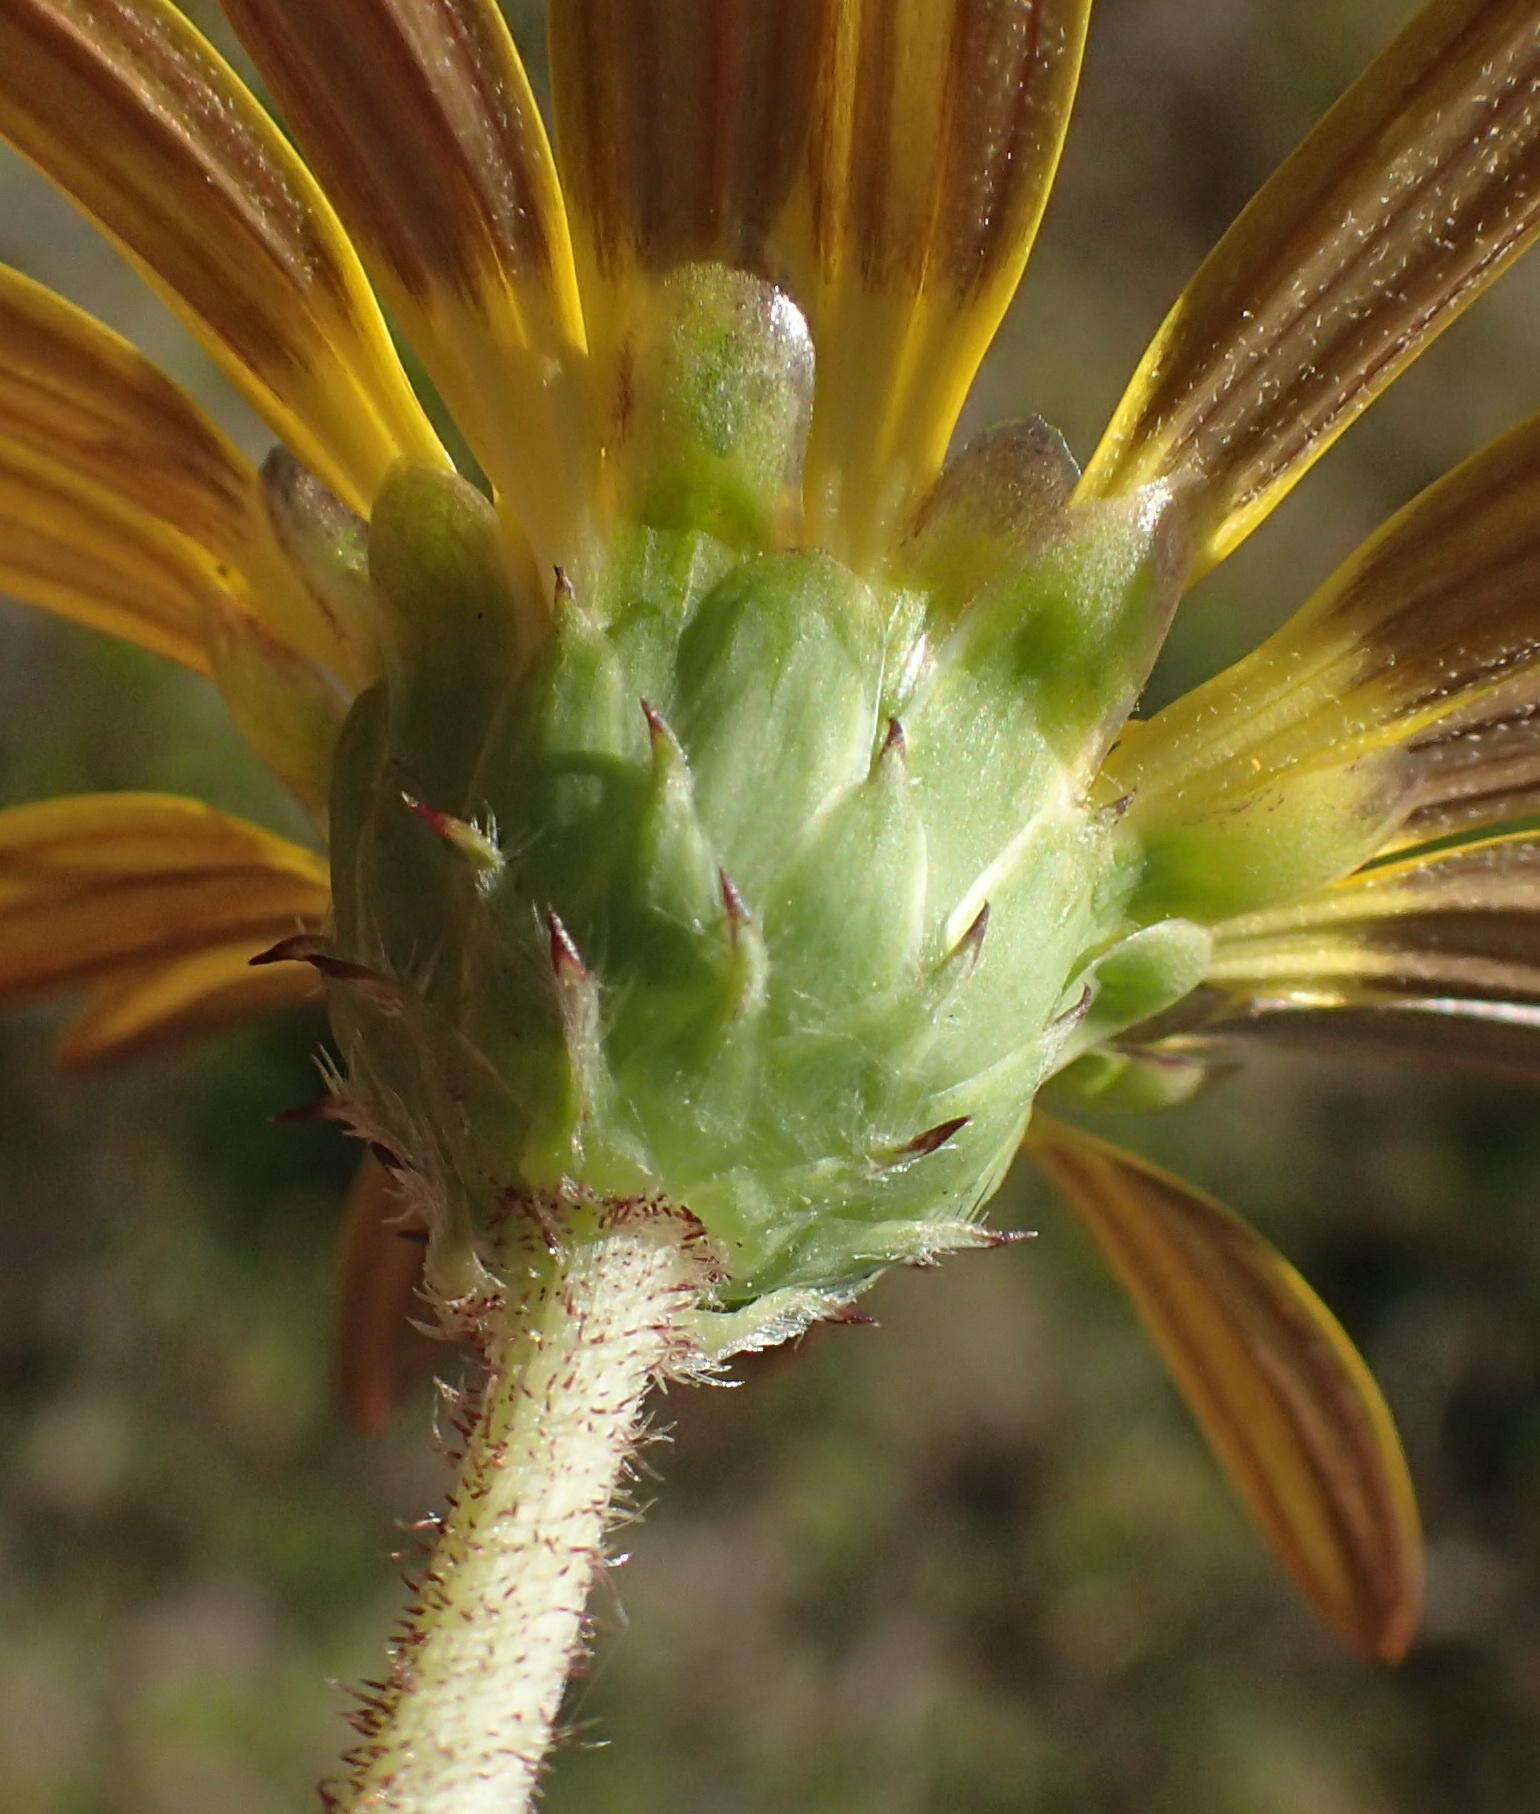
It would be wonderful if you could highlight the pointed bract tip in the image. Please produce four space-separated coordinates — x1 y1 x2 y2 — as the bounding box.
250 936 398 999
719 869 751 926
899 1116 971 1159
400 793 503 874
1052 982 1095 1029
553 565 574 607
249 931 330 968
545 907 587 981
954 901 991 967
639 698 684 761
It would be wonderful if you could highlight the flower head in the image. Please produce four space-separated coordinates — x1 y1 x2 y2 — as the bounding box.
4 0 1540 1679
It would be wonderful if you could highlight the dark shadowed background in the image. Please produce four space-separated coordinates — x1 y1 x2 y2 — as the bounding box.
3 3 1539 1808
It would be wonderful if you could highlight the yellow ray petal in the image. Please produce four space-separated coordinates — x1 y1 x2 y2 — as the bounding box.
0 437 225 670
1029 1118 1421 1663
1165 995 1540 1084
1398 709 1540 846
796 0 1091 557
0 793 329 1008
0 0 447 512
1172 831 1540 1079
1080 0 1540 577
551 0 827 314
1106 408 1540 921
551 0 1091 562
0 264 372 683
56 935 322 1069
224 0 588 563
0 260 255 564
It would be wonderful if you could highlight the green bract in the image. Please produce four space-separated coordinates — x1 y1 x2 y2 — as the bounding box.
319 268 1204 1351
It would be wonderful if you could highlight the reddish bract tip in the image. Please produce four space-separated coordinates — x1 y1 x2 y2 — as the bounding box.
899 1115 970 1158
953 901 991 969
249 931 330 967
401 792 456 841
545 907 587 980
719 869 750 925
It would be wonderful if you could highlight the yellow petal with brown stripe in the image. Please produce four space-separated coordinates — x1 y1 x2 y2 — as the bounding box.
0 261 256 565
551 0 827 322
0 438 223 670
1080 0 1540 578
0 793 329 1013
1174 831 1540 1080
56 935 322 1070
551 0 1090 562
224 0 588 563
794 0 1091 557
1029 1118 1421 1663
0 0 447 512
0 264 373 684
1105 408 1540 920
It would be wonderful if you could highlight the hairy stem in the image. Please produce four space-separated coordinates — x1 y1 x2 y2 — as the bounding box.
337 1204 711 1813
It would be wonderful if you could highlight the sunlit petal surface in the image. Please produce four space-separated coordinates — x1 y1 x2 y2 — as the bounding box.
1178 832 1540 1079
0 260 257 564
0 261 364 681
1081 0 1540 577
795 0 1091 556
55 935 321 1068
0 0 445 510
0 438 228 670
1030 1118 1421 1663
552 0 1090 559
224 0 587 560
1105 408 1540 918
0 794 329 1049
551 0 828 322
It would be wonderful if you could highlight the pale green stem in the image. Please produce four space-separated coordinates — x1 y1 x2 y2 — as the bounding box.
339 1210 708 1814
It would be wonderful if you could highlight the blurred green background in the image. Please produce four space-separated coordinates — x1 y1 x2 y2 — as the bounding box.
3 3 1540 1809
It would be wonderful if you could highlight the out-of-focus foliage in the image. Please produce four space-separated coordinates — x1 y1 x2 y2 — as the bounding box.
2 3 1538 1808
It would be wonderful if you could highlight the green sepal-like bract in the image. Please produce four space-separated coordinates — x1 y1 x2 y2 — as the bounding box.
321 265 1206 1351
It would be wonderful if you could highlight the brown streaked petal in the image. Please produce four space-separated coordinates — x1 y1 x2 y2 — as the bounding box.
224 0 589 562
796 0 1092 558
0 261 255 564
1080 0 1540 578
551 0 829 305
0 0 447 512
552 0 1091 561
0 792 330 1009
1395 704 1540 846
0 437 223 670
1029 1117 1421 1663
0 266 372 683
1176 998 1540 1084
1106 409 1540 881
56 934 323 1069
334 1155 446 1433
1185 831 1540 1077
